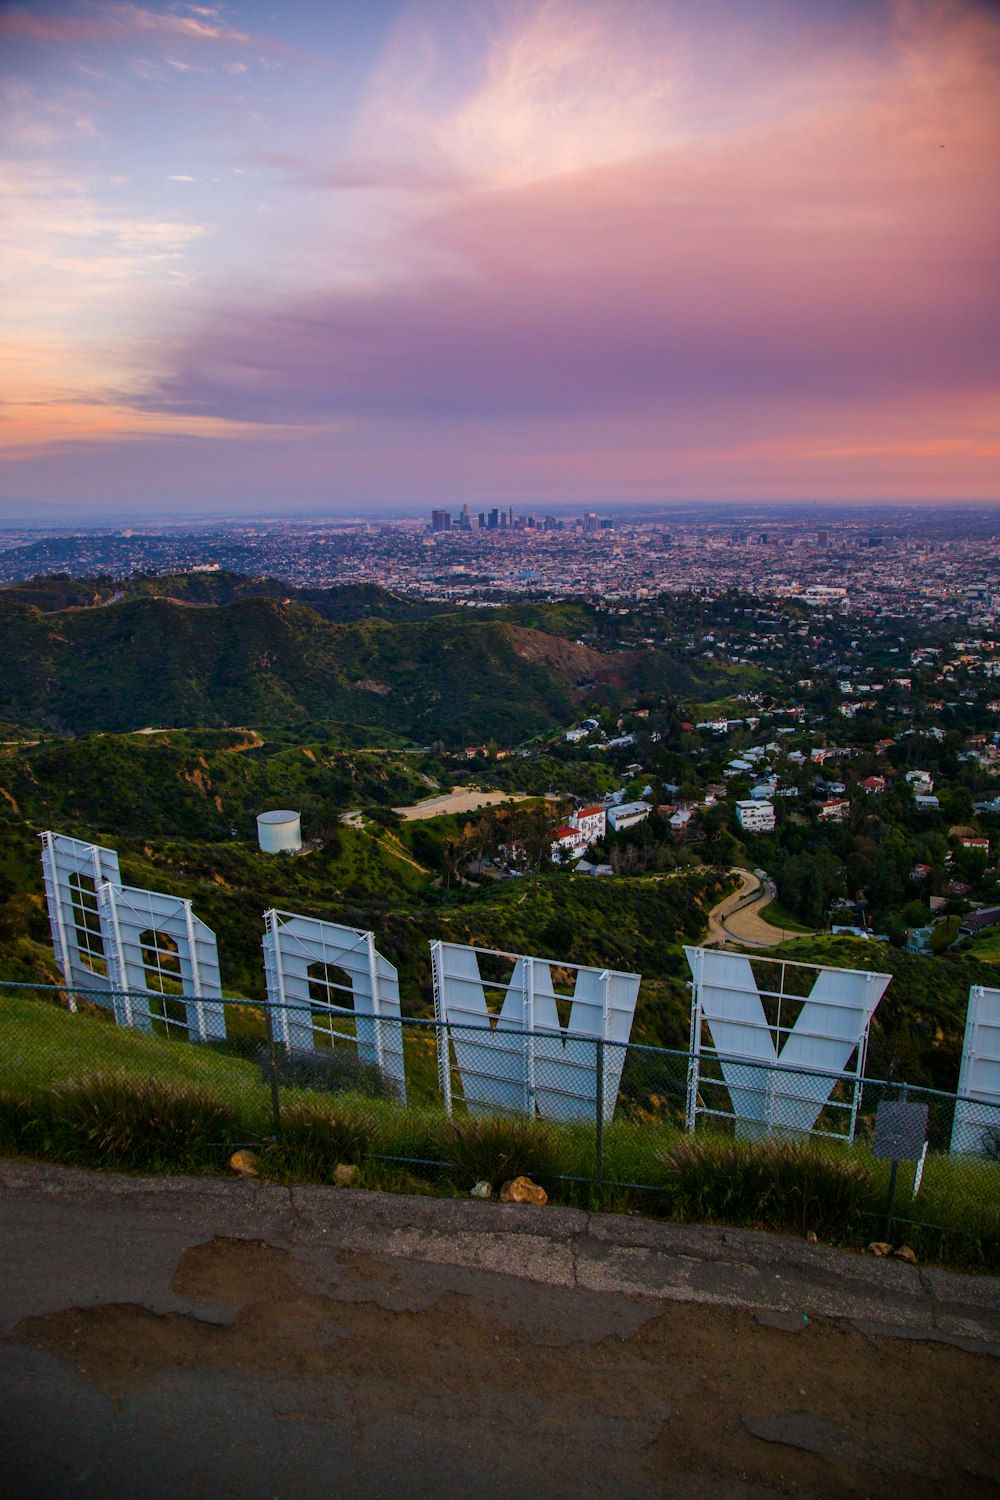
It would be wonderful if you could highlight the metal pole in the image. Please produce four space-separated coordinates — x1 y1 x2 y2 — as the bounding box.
99 881 132 1029
431 941 452 1115
883 1157 899 1241
366 930 384 1074
523 957 536 1118
882 1080 908 1240
595 1035 605 1186
42 834 76 1012
685 954 703 1134
263 1000 282 1138
182 898 205 1041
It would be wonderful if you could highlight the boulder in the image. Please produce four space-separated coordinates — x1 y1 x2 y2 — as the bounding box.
868 1241 893 1258
894 1245 918 1265
470 1180 493 1199
334 1163 360 1187
499 1176 548 1205
229 1149 258 1177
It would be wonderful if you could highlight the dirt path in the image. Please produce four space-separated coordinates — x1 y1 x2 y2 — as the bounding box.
343 788 535 828
391 788 534 821
705 866 800 948
376 830 429 876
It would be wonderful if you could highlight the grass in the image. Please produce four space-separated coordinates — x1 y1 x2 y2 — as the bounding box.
2 988 998 1271
757 895 813 935
965 927 1000 963
655 1134 878 1241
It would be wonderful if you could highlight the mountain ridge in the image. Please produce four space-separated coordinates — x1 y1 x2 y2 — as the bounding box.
0 577 682 742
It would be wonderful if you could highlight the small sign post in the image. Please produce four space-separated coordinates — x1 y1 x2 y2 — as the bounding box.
873 1096 929 1241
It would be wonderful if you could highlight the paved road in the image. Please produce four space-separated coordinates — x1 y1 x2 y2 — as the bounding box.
705 867 795 948
1 1162 998 1499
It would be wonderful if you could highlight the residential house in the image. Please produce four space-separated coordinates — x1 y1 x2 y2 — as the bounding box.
736 800 775 834
817 799 850 823
607 801 652 832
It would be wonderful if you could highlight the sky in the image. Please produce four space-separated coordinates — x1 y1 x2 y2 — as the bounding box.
1 0 999 519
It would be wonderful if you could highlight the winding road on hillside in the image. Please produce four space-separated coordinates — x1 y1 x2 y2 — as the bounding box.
704 867 798 948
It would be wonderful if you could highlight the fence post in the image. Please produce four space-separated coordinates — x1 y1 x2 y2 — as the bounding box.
882 1081 909 1241
263 1001 282 1138
594 1035 605 1187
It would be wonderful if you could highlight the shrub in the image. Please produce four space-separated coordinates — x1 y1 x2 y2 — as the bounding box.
0 1088 44 1154
440 1113 561 1190
45 1071 242 1170
657 1133 879 1241
270 1096 378 1176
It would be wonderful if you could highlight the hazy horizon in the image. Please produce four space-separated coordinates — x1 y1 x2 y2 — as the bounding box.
4 497 1000 531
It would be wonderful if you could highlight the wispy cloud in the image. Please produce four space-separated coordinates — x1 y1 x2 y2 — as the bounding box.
134 0 1000 421
4 0 998 505
0 2 251 47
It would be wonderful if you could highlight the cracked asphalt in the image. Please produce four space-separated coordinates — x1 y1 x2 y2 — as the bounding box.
1 1160 998 1499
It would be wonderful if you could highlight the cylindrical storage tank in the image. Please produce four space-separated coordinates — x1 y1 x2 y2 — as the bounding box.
256 809 302 854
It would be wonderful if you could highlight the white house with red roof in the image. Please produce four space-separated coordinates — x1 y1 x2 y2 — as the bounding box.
551 824 587 860
573 805 607 843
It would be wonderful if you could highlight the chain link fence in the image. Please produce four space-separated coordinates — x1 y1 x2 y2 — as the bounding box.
1 980 998 1269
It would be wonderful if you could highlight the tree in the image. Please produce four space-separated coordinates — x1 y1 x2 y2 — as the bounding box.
930 914 961 954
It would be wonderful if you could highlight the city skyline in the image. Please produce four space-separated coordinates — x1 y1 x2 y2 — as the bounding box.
3 0 999 518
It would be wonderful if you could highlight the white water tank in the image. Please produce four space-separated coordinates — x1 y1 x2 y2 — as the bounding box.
257 809 302 854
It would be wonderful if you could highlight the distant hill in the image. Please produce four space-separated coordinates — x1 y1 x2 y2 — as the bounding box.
0 571 438 622
0 577 683 742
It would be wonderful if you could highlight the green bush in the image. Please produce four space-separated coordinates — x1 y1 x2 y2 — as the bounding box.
270 1096 379 1176
440 1113 561 1190
44 1071 243 1170
0 1088 42 1155
657 1134 879 1242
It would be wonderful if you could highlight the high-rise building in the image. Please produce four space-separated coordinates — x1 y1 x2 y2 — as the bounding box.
431 509 450 532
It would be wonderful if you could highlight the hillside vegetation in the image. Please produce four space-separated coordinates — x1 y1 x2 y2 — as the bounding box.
1 573 996 1100
0 575 738 742
0 730 433 841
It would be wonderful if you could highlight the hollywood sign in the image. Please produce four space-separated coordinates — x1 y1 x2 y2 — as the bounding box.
41 832 226 1042
431 940 640 1123
40 831 1000 1151
952 984 1000 1156
39 832 637 1123
684 947 890 1142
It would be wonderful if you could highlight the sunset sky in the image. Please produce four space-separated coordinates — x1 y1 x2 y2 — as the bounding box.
2 0 998 517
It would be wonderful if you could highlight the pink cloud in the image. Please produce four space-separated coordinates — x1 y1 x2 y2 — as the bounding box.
6 0 1000 506
0 2 286 52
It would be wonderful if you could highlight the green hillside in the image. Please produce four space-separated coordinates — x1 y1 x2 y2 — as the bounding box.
1 572 994 1102
0 590 666 742
0 730 437 840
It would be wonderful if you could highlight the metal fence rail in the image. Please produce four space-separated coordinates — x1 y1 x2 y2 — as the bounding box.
2 980 998 1265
